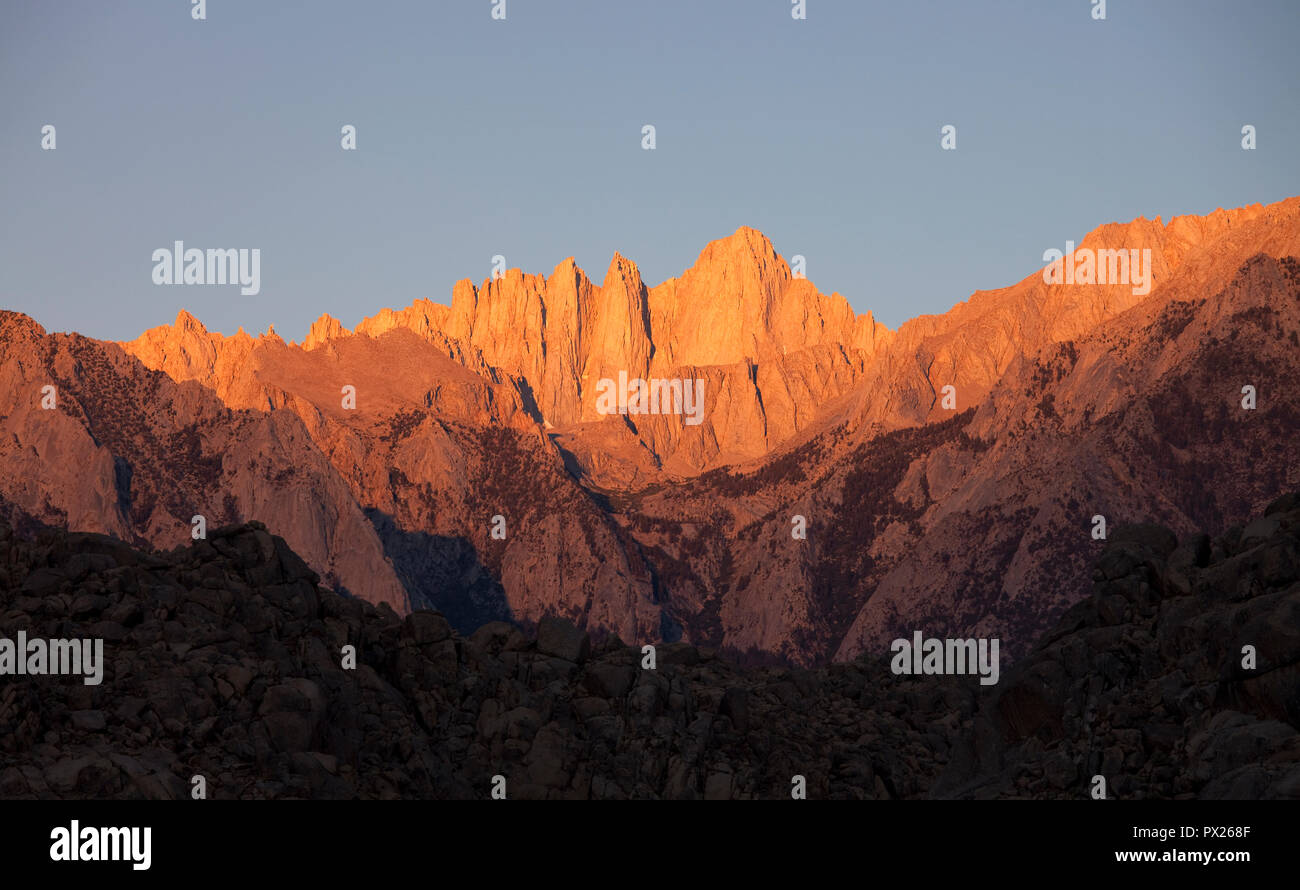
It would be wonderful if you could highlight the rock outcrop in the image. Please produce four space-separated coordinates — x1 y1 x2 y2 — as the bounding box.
2 493 1297 799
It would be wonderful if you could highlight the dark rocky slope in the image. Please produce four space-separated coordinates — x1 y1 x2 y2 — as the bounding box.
1 491 1297 799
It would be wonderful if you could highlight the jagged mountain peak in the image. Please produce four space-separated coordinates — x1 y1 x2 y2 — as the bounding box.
4 198 1300 673
303 312 349 350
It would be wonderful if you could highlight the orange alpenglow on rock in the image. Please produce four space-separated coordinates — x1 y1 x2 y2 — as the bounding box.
2 197 1298 665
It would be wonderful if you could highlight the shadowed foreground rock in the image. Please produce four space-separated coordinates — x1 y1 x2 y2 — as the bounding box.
1 493 1297 799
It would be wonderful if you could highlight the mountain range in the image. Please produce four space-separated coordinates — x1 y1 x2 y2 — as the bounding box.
2 196 1298 665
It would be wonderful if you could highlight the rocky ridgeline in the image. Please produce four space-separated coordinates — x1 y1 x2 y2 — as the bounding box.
1 493 1297 799
8 202 1300 675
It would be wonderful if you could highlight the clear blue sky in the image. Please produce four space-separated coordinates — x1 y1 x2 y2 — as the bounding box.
2 0 1298 341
